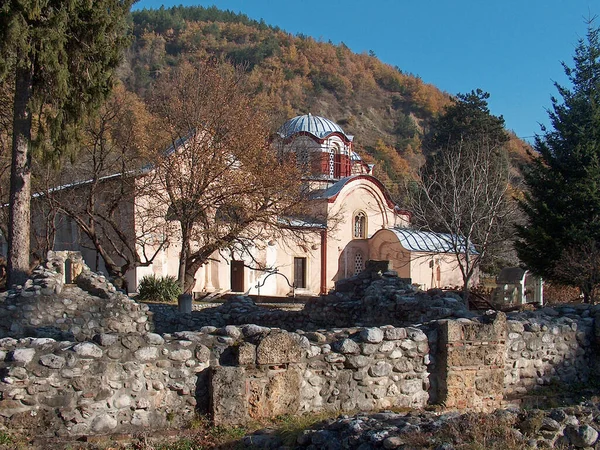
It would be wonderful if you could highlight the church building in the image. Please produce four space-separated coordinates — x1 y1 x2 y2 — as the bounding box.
135 114 472 298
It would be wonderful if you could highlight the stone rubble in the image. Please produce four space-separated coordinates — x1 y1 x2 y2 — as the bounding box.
1 251 600 443
0 251 152 340
149 268 474 333
243 402 600 449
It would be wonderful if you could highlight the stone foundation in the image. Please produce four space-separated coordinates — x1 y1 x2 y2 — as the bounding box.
0 253 599 437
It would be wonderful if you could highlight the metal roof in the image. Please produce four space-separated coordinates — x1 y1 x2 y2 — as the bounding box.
310 176 356 200
497 267 527 284
350 151 362 161
388 228 477 254
277 113 352 141
278 216 326 229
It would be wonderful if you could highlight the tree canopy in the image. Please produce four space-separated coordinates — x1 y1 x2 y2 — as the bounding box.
145 61 309 293
516 23 600 302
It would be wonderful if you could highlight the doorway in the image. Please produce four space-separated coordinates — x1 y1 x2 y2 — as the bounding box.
230 260 245 292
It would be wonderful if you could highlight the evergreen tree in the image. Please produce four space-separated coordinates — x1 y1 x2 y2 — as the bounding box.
0 0 133 286
425 89 509 153
516 24 600 303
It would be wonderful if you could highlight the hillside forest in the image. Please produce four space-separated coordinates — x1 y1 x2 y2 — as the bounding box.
123 6 531 198
0 4 533 287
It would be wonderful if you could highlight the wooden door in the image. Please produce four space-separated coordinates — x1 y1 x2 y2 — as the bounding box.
230 260 245 292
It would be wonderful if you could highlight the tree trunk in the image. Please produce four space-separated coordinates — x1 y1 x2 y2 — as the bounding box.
178 226 190 293
7 66 33 288
184 258 205 294
462 274 471 309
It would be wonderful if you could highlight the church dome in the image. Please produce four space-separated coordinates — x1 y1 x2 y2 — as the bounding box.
277 113 351 140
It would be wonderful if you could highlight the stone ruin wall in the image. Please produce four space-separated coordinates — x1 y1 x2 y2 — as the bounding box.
0 324 433 436
504 306 598 399
0 251 151 340
0 252 599 437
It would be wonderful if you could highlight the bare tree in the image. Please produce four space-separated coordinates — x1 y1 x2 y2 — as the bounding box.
147 61 309 293
36 86 170 290
409 135 515 302
552 240 600 304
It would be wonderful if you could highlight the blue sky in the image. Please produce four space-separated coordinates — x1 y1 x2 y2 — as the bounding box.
134 0 600 142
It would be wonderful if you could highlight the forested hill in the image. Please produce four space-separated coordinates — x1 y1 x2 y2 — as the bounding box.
124 5 529 194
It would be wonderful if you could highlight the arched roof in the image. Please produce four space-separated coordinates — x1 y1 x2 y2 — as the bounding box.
277 113 353 142
310 175 397 209
382 227 477 254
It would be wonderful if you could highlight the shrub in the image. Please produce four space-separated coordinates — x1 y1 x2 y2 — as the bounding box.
137 275 182 302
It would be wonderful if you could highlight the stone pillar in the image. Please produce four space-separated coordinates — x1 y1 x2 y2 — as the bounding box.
178 294 192 314
64 255 83 284
204 261 214 291
438 312 507 412
210 331 303 425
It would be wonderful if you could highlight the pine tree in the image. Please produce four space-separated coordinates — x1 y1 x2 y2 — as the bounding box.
425 89 509 154
516 23 600 303
0 1 133 286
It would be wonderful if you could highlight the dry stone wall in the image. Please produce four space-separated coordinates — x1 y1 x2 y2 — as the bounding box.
0 251 152 340
210 324 434 425
0 333 207 437
1 253 600 438
505 305 596 399
0 324 433 435
149 271 473 333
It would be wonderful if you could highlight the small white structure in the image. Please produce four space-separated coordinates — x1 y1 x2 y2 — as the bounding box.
493 267 544 307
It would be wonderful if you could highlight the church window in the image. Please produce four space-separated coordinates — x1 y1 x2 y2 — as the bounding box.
354 252 364 275
353 211 367 239
293 257 307 289
297 147 310 173
328 151 335 178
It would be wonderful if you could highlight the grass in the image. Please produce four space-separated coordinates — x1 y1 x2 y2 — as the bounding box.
397 412 534 450
0 402 586 450
0 432 12 445
272 411 342 446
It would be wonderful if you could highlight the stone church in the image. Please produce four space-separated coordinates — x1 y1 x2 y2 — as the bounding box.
134 114 470 298
25 113 471 298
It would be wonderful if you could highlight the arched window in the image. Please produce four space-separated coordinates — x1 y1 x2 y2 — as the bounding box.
353 211 367 239
329 143 341 179
354 251 364 275
296 147 310 173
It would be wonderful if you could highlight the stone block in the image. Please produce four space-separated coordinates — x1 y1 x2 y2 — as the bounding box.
11 348 36 364
91 414 118 433
237 342 256 365
72 342 102 358
384 328 407 341
134 346 159 361
369 361 393 377
333 338 360 355
256 331 302 365
360 328 384 343
39 354 66 369
211 366 248 426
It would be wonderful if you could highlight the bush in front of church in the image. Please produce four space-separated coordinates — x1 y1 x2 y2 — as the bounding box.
137 275 182 303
